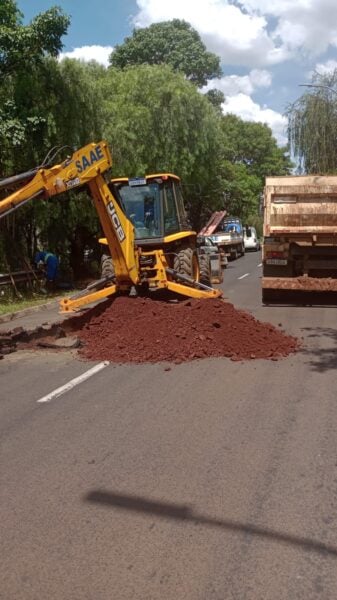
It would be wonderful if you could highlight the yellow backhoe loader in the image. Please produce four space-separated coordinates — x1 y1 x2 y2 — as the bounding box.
0 141 221 312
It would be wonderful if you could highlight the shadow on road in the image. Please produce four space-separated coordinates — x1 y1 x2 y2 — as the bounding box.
301 327 337 373
85 490 337 558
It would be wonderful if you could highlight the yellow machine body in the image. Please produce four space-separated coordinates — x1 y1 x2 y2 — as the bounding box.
0 142 221 312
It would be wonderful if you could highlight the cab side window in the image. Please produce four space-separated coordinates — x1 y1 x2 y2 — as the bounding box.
163 185 179 234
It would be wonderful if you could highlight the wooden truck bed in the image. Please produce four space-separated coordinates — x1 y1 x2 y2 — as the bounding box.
263 176 337 299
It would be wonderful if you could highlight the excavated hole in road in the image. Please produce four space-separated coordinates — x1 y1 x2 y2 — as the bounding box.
6 296 299 363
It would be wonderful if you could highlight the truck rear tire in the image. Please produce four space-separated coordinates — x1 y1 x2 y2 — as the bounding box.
101 254 115 279
174 247 199 281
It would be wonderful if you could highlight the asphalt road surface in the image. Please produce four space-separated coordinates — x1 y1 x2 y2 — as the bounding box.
2 251 337 600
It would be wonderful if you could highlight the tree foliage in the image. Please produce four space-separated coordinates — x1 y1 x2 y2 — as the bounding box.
100 64 224 228
110 19 222 87
0 1 70 174
205 89 225 113
220 114 292 219
0 44 105 274
0 1 69 78
287 70 337 173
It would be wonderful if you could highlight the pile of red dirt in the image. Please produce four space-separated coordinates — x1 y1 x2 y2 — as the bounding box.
70 297 299 363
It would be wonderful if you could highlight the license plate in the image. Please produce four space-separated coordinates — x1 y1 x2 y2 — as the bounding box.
128 177 147 186
266 258 287 265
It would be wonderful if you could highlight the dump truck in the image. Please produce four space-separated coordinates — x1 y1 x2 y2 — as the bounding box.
262 175 337 302
199 212 245 265
0 141 221 312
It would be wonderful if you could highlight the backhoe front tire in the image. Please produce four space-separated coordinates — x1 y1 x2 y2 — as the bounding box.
101 254 115 279
174 247 199 281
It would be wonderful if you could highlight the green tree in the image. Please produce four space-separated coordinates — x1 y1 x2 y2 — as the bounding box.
0 2 70 174
222 114 291 178
0 1 69 78
205 89 225 114
287 70 337 173
0 2 71 272
220 114 292 219
100 64 224 228
1 57 107 275
110 19 222 87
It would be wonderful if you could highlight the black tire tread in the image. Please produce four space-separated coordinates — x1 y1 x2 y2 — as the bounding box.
173 247 195 278
101 254 115 279
198 255 211 286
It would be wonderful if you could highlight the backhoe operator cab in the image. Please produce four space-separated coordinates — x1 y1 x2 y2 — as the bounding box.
111 174 189 241
102 173 211 284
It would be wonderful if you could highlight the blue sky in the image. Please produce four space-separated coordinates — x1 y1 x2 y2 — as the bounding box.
18 0 136 48
17 0 337 145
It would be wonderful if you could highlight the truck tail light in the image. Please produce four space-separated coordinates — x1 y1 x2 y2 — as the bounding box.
266 250 286 259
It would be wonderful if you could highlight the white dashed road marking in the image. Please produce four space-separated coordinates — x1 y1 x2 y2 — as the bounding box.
238 273 250 280
37 361 109 404
258 263 262 267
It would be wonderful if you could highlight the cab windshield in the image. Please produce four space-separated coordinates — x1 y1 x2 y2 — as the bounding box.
115 179 181 239
117 182 160 238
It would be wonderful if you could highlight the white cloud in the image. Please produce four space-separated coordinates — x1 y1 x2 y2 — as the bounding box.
204 69 272 96
222 93 288 145
315 59 337 75
134 0 337 67
243 0 337 56
59 45 113 67
240 0 307 16
249 69 272 88
134 0 288 67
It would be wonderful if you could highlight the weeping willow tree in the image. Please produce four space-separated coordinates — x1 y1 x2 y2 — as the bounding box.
287 71 337 173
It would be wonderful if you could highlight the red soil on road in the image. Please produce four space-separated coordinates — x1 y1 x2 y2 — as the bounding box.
70 296 298 363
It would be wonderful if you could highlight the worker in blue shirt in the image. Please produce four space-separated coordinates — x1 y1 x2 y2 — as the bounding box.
34 250 59 289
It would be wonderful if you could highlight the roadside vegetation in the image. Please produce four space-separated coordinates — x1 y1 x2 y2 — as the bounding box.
0 1 292 283
287 70 337 173
0 291 69 316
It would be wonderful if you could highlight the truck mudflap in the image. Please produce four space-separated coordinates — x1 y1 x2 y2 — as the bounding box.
262 276 337 292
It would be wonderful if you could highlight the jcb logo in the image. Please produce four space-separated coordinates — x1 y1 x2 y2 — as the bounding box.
107 202 126 242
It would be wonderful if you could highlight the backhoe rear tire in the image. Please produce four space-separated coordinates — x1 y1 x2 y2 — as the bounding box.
174 247 199 281
101 254 115 279
198 255 211 286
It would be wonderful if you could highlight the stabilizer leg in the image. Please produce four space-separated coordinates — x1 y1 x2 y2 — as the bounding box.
60 283 117 313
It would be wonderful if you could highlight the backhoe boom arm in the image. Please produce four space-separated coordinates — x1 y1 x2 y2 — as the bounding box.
0 141 139 287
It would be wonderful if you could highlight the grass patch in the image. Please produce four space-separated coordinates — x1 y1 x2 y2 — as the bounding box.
0 291 73 316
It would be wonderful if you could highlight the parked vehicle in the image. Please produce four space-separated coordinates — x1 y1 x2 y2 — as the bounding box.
262 175 337 302
196 235 225 283
199 212 245 263
244 226 260 251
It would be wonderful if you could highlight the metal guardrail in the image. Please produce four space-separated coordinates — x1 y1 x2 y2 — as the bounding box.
0 270 44 287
